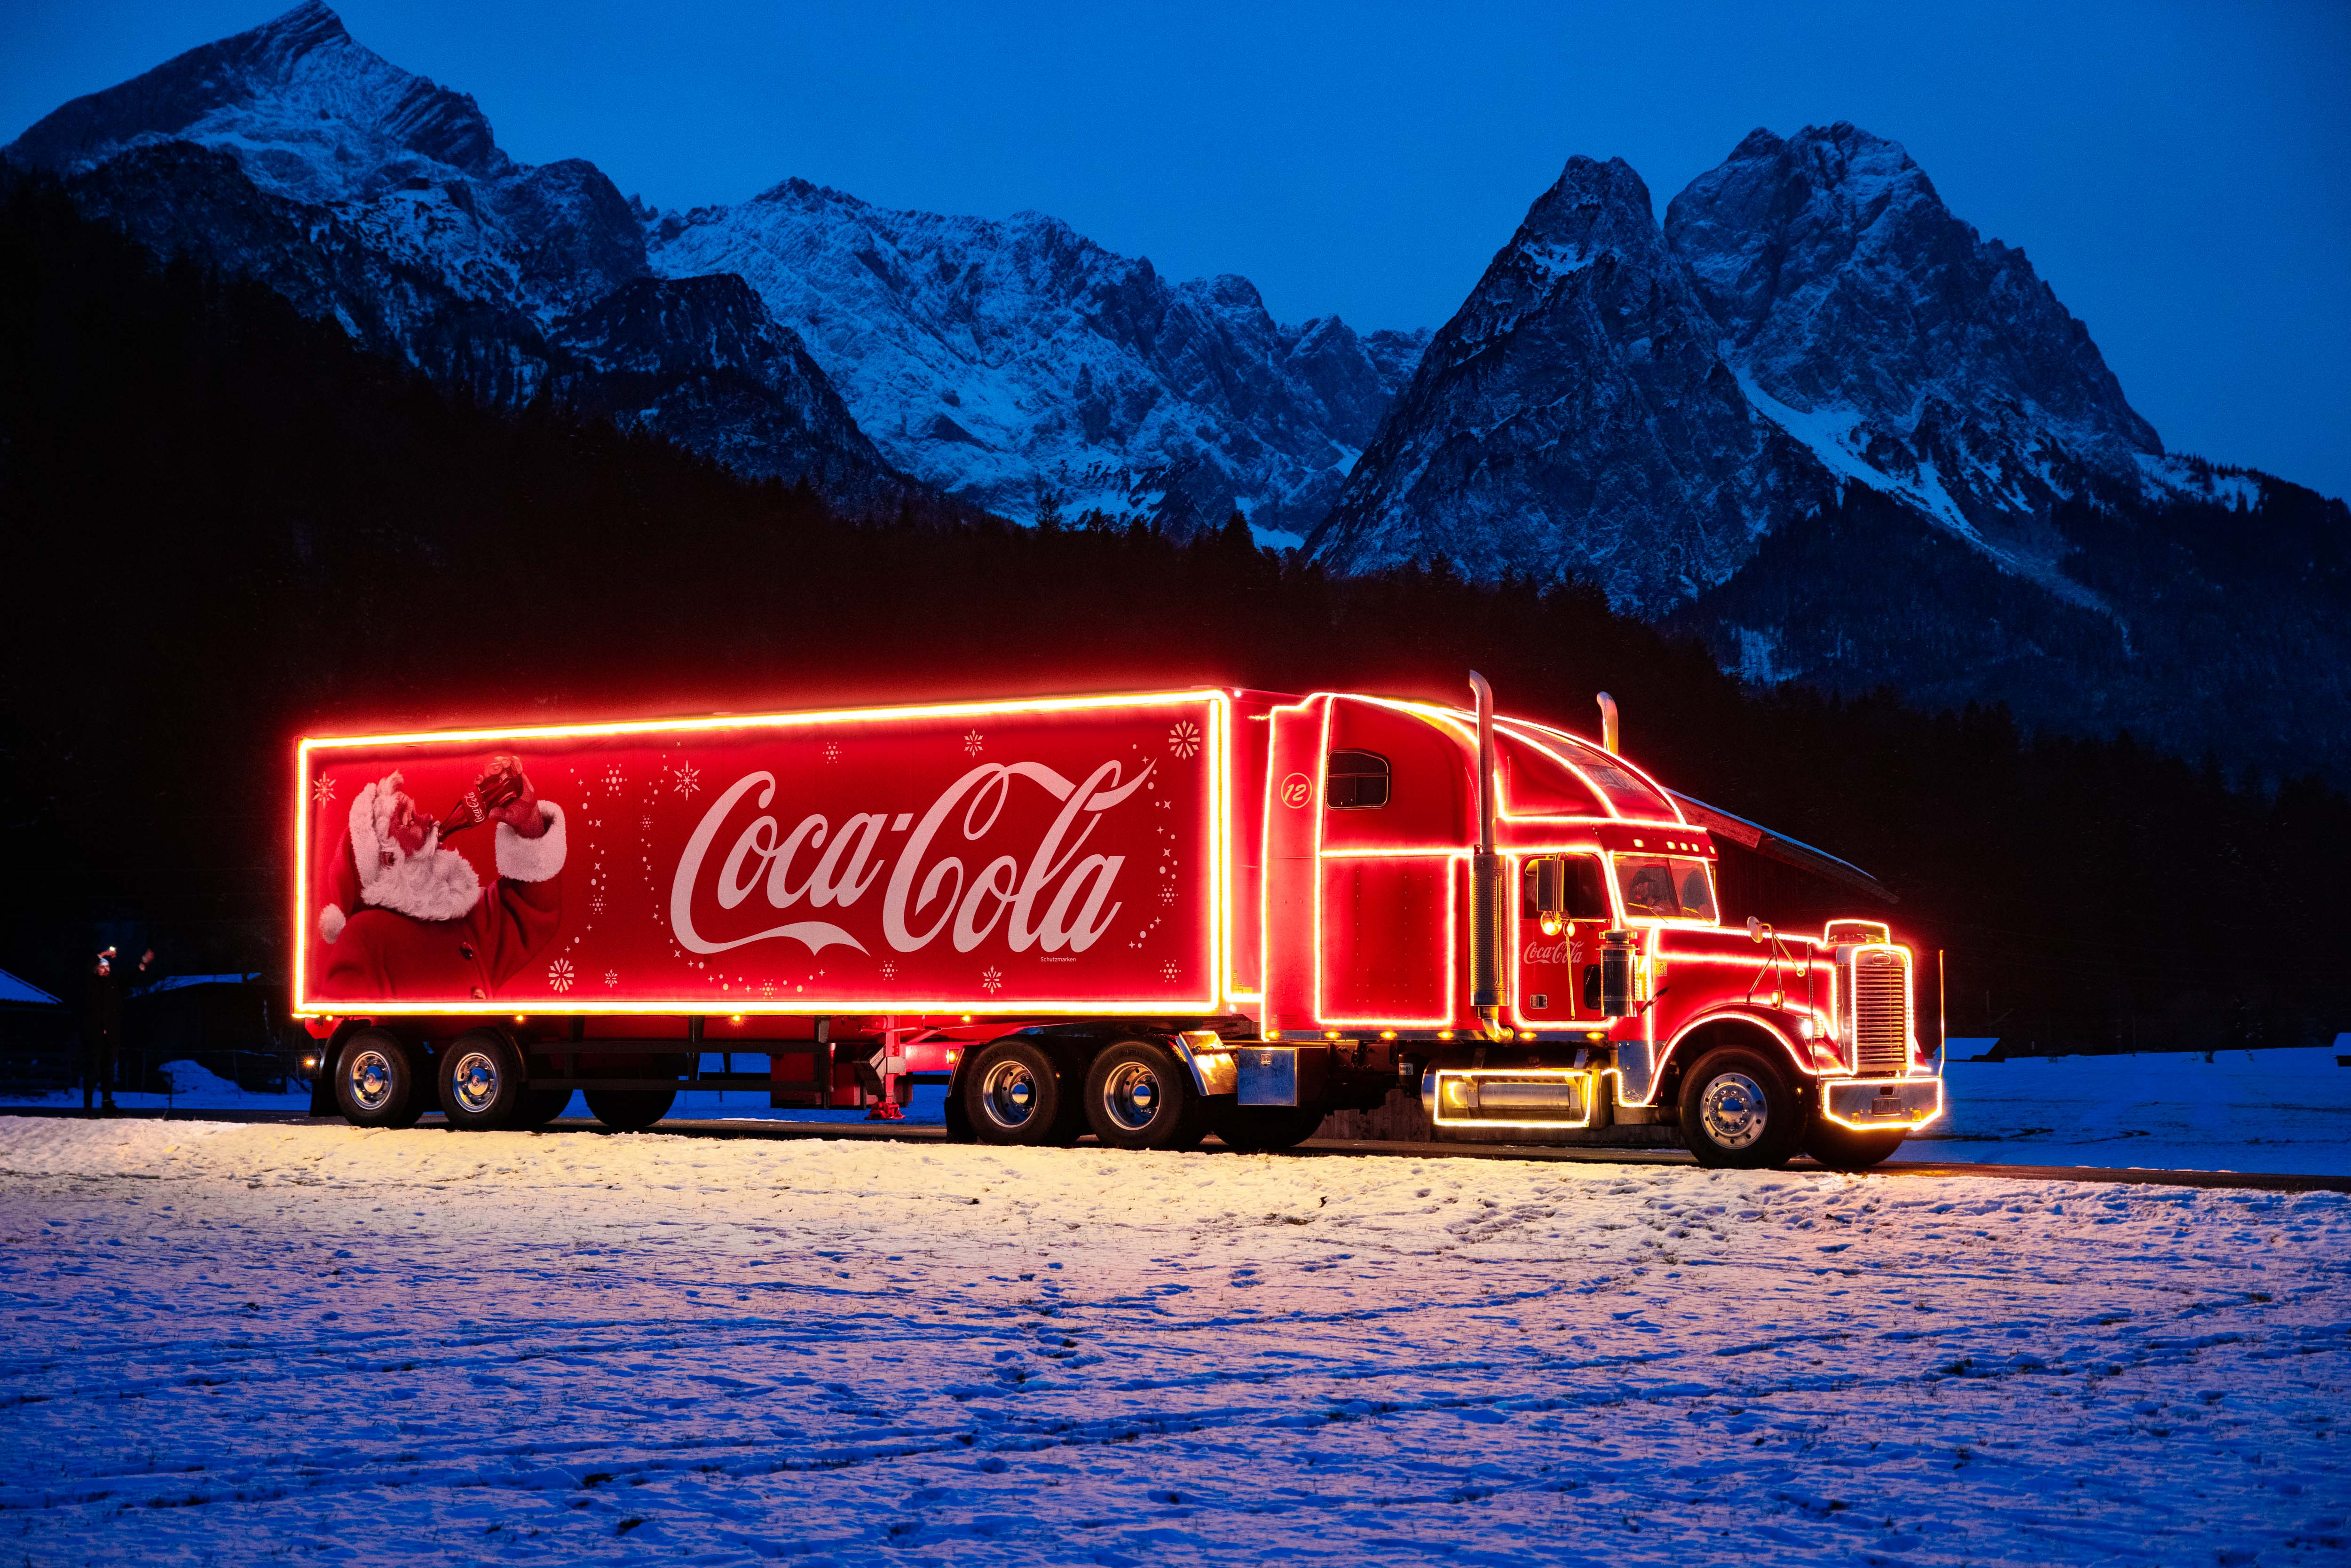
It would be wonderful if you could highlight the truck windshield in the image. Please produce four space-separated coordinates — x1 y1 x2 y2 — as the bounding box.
1614 855 1718 922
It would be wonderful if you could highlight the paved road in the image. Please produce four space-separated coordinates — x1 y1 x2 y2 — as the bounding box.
5 1105 2343 1192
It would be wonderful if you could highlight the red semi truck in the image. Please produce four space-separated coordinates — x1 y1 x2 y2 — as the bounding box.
292 680 1944 1169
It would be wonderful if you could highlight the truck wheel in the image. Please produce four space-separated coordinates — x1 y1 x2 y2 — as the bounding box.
334 1028 423 1128
585 1089 675 1131
518 1088 573 1128
1084 1040 1208 1151
962 1039 1070 1145
1806 1118 1907 1172
441 1030 526 1131
1212 1104 1325 1153
1677 1045 1800 1169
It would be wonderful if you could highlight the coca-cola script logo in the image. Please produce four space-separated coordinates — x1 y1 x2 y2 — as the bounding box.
669 759 1152 958
1521 938 1581 967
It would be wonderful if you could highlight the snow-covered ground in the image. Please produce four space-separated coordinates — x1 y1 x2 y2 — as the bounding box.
0 1119 2343 1565
1899 1046 2351 1177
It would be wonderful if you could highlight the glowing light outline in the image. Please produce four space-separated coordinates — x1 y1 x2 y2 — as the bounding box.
294 689 1233 1018
1821 1075 1947 1132
1428 1067 1597 1131
1310 697 1460 1028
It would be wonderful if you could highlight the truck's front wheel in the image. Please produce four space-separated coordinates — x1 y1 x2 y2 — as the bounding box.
1677 1045 1800 1169
334 1028 424 1129
1084 1040 1208 1151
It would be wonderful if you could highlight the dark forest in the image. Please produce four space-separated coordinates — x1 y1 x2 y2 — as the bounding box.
3 176 2345 1053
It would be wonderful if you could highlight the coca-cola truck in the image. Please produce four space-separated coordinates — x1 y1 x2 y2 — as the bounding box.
292 680 1943 1169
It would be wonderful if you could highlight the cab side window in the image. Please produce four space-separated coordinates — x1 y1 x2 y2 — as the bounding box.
1325 750 1390 809
1519 855 1612 919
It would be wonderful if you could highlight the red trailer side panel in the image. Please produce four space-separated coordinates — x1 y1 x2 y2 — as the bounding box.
293 692 1230 1016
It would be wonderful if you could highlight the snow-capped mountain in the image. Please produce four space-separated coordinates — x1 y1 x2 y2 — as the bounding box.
5 1 1427 534
648 183 1428 539
5 1 904 504
1314 123 2252 612
1303 155 1827 613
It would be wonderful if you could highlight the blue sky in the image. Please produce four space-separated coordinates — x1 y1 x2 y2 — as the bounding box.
7 0 2347 497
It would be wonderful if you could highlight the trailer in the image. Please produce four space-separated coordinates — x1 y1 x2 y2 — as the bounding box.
292 679 1944 1168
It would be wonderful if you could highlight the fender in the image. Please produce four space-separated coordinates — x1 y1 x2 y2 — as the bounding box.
1661 1007 1813 1090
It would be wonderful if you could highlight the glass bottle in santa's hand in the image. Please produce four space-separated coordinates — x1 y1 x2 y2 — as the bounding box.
314 756 566 1001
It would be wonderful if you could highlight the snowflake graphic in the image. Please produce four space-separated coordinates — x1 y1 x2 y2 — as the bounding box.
602 764 628 793
591 894 606 915
672 762 701 799
760 979 776 998
1158 883 1178 905
879 960 898 982
547 957 576 993
310 775 337 805
981 966 1003 993
640 815 653 831
963 729 985 757
1160 961 1180 983
822 741 842 764
1168 720 1201 759
602 969 618 988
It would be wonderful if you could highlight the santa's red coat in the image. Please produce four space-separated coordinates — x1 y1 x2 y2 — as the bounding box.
316 801 567 1002
318 875 563 1001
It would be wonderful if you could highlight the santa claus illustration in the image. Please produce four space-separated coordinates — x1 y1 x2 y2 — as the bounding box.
315 756 566 1001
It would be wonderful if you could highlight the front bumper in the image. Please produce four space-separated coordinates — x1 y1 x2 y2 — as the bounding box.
1821 1075 1944 1131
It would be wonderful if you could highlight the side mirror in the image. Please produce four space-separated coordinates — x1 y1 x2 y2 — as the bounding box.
1534 858 1566 918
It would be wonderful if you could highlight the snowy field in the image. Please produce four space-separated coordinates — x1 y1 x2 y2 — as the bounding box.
19 1043 2350 1177
0 1119 2344 1565
1898 1046 2351 1177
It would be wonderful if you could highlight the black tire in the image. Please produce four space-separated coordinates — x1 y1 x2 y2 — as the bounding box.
585 1088 675 1131
961 1039 1073 1146
1212 1104 1325 1153
1083 1039 1209 1151
1806 1117 1907 1172
441 1029 527 1131
1677 1044 1801 1169
333 1028 424 1128
517 1087 574 1128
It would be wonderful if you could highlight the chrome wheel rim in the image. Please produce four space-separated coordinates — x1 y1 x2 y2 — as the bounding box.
1103 1061 1162 1132
450 1049 504 1116
346 1048 394 1112
980 1059 1040 1129
1698 1071 1768 1150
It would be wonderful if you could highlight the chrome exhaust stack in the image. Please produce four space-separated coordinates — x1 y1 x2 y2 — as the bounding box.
1469 671 1504 1037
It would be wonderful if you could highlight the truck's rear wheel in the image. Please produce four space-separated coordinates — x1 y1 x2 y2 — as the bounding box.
1677 1045 1800 1169
585 1089 674 1131
962 1040 1073 1146
1084 1040 1208 1151
1212 1104 1324 1153
518 1088 573 1128
1806 1117 1907 1172
442 1030 526 1131
335 1028 423 1128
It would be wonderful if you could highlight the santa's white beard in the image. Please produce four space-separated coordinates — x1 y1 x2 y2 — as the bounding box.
363 835 483 923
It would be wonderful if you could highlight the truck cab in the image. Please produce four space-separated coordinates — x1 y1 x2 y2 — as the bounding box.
1231 687 1943 1169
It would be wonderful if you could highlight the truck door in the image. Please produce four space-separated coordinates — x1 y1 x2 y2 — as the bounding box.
1514 854 1614 1025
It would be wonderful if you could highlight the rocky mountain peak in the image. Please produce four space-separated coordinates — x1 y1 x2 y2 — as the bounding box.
10 3 498 191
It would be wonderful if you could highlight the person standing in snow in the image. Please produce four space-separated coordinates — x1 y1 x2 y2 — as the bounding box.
80 947 122 1113
313 757 566 1001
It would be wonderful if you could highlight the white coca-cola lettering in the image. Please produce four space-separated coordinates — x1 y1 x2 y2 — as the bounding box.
671 774 868 955
1521 938 1582 966
673 757 1152 959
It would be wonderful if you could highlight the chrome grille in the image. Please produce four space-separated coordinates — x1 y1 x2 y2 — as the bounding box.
1850 949 1912 1076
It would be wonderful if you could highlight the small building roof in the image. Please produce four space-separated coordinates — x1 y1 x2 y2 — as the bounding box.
0 969 63 1008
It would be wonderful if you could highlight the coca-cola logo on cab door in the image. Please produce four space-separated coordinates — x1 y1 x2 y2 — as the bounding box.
670 759 1153 958
1521 938 1580 967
